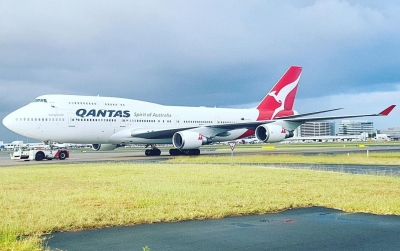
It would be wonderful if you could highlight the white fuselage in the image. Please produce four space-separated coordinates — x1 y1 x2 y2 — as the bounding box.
3 94 262 144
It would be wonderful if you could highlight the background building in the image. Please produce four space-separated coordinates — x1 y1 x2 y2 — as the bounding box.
298 121 335 137
338 120 374 135
381 127 400 140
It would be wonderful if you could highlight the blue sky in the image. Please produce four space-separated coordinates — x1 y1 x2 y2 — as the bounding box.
1 0 400 142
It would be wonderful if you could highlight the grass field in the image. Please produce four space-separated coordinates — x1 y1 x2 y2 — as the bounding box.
1 162 399 250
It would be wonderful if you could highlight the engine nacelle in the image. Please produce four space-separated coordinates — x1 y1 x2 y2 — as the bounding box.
172 131 210 150
255 124 294 143
92 144 118 151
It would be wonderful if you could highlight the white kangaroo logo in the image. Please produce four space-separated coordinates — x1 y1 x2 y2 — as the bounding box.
267 78 299 119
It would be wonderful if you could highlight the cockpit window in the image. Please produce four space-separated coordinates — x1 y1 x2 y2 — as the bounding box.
32 99 48 103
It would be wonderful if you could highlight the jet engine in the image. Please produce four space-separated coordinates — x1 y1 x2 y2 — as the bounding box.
255 124 294 143
92 144 118 151
172 131 211 149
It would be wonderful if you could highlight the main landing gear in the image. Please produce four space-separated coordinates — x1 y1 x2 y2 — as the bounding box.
144 145 201 156
144 144 161 156
169 148 200 156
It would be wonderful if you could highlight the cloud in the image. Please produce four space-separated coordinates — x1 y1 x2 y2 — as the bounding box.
0 79 79 113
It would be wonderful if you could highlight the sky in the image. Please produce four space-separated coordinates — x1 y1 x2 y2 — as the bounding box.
1 0 400 142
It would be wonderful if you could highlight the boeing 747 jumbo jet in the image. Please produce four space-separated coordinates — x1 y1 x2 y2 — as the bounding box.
2 66 396 156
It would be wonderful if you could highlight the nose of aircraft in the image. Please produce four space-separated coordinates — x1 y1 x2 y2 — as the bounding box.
2 113 14 130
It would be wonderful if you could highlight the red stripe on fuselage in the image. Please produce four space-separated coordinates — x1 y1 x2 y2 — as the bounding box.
236 129 255 139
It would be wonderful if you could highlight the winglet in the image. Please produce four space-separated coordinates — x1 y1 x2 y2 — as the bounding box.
379 105 396 116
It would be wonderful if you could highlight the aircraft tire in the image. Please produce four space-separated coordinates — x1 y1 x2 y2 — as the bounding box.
35 151 45 161
169 149 181 156
184 149 200 156
144 149 161 156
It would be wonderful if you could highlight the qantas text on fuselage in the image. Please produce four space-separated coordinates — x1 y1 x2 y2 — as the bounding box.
2 66 396 156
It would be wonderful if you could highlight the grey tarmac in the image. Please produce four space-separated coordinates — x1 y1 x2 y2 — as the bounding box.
48 207 400 251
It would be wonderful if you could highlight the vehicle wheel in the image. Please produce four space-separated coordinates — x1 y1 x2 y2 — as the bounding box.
145 149 151 156
58 151 67 160
155 149 161 156
35 151 45 161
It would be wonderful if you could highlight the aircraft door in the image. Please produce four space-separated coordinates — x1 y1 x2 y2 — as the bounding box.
68 114 76 127
120 118 127 127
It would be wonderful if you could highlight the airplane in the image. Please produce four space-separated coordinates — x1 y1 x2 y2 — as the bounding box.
2 66 396 156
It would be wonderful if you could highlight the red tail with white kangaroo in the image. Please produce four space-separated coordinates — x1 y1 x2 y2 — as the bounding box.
256 66 302 120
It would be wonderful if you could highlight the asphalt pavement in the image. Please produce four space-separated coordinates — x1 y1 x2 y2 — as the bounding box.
48 207 400 251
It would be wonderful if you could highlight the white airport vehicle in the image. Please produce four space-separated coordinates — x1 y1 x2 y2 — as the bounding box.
2 66 396 156
10 146 69 161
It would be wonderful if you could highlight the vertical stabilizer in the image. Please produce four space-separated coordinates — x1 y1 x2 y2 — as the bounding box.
256 66 302 112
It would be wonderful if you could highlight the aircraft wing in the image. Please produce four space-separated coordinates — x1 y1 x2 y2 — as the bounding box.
275 108 343 119
131 127 200 139
129 105 395 139
206 105 395 130
282 105 396 123
130 120 273 139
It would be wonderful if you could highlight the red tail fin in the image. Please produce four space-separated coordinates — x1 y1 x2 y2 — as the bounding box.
256 66 302 111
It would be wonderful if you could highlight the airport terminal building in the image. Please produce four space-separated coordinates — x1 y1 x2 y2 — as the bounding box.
298 121 335 137
381 127 400 140
338 120 374 136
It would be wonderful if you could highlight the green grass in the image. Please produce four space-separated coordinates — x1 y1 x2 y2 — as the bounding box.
169 152 400 165
1 162 399 250
0 228 43 251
